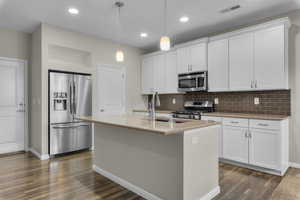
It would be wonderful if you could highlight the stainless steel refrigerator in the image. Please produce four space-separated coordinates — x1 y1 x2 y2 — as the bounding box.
49 70 92 155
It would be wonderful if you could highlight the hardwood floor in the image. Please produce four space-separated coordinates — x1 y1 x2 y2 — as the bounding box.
0 151 299 200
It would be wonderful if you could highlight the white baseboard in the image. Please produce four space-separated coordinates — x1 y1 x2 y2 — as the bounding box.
0 143 24 154
290 162 300 169
29 148 50 160
199 186 220 200
93 165 163 200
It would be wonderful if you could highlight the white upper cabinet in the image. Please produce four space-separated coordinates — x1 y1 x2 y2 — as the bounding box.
177 42 208 74
165 51 178 93
190 43 208 72
229 33 254 91
208 19 290 92
254 25 286 90
208 39 229 92
153 54 166 93
177 47 190 74
141 51 178 94
141 56 154 94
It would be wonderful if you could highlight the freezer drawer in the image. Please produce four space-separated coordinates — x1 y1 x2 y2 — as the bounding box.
50 123 92 155
50 124 77 155
76 123 92 151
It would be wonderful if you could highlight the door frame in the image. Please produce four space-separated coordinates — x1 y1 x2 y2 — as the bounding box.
96 64 126 114
0 57 28 152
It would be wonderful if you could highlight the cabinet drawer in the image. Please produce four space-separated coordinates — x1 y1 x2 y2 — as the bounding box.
202 116 222 122
223 117 248 127
249 119 280 130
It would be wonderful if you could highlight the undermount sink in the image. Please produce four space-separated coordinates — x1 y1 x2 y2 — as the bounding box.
155 118 186 124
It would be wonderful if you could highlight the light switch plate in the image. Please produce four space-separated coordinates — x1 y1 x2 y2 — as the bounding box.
214 98 219 105
254 97 260 105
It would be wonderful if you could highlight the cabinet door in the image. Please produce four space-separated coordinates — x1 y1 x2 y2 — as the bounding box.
254 25 286 90
190 43 207 72
165 51 178 93
141 56 154 94
249 129 280 170
208 39 229 91
229 33 254 91
223 126 249 163
153 54 166 93
177 47 190 74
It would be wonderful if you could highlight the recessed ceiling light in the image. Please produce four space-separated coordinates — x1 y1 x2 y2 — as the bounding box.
140 33 148 38
180 16 189 23
68 7 79 15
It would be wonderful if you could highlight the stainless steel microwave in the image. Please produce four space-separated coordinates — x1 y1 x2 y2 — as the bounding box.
178 71 207 92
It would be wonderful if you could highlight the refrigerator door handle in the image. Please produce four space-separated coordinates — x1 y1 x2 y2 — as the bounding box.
53 125 80 129
69 82 73 114
73 81 77 115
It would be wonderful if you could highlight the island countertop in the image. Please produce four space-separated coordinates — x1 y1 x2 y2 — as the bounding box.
79 114 219 135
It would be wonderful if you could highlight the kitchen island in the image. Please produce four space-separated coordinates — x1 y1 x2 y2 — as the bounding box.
80 114 221 200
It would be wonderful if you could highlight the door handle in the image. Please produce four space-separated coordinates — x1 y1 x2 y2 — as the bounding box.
100 109 105 112
53 125 80 129
73 81 76 115
69 83 73 114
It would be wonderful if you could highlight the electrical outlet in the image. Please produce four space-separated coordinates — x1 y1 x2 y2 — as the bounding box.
172 98 176 105
214 98 219 105
192 137 199 144
254 97 260 105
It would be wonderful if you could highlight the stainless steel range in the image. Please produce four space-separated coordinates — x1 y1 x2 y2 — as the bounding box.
172 101 214 120
48 70 92 156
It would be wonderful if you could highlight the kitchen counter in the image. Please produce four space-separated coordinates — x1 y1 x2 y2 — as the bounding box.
80 114 219 135
202 112 289 121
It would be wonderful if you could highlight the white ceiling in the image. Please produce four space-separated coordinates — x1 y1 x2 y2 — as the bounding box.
0 0 299 51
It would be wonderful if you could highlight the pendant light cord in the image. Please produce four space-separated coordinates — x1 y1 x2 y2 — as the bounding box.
115 1 123 49
164 0 167 35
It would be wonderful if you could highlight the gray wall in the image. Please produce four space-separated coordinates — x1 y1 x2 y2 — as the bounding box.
0 29 31 60
288 10 300 164
30 24 146 155
30 27 42 153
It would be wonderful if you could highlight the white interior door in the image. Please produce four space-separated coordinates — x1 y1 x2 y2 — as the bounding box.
96 65 125 115
0 58 26 154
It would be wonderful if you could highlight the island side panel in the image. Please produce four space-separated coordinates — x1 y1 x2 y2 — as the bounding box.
93 124 183 200
183 125 220 200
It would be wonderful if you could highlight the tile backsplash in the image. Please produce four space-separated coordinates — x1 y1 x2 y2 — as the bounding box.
156 90 291 115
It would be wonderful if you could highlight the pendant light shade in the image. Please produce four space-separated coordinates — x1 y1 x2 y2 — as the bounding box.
115 1 125 62
116 50 124 62
160 0 171 51
160 36 171 51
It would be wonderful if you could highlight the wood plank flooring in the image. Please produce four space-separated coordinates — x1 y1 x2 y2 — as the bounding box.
0 151 299 200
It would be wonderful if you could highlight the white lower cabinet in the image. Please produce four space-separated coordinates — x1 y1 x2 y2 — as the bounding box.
249 128 279 170
202 115 289 176
223 126 249 164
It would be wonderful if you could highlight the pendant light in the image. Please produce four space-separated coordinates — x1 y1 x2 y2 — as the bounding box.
115 1 124 62
160 0 171 51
